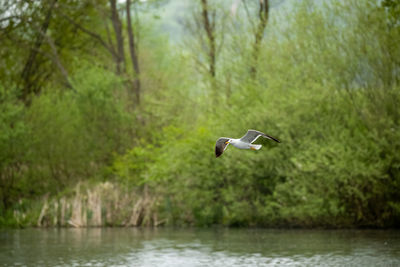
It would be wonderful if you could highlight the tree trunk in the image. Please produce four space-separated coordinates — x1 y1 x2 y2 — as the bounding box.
20 0 58 104
200 0 216 78
250 0 269 78
126 0 141 105
110 0 125 74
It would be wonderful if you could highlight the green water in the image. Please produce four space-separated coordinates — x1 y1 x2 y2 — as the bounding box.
0 228 399 266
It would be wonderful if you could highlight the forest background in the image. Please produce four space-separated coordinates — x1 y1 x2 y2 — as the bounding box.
0 0 399 228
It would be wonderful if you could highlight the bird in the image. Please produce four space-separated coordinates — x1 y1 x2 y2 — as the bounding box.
215 129 280 158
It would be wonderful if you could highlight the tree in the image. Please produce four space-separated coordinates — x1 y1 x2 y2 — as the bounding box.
126 0 141 105
249 0 269 78
64 0 142 106
382 0 400 28
0 0 94 103
200 0 216 78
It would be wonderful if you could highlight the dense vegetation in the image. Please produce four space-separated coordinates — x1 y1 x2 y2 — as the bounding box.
0 0 399 228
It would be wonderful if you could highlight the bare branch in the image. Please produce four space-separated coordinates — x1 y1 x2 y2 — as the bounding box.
40 30 74 90
0 15 19 24
61 13 118 59
242 0 256 32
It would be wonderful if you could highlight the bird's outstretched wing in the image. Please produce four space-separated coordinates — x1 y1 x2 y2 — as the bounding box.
215 137 230 157
239 130 280 143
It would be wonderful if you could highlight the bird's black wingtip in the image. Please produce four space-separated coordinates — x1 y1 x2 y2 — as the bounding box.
268 135 281 143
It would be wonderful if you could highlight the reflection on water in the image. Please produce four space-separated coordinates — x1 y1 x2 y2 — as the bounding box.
1 228 399 266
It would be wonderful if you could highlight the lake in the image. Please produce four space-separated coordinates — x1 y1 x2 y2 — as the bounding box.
0 228 399 266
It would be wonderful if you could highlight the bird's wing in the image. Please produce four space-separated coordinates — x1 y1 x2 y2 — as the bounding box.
215 137 230 158
240 130 281 143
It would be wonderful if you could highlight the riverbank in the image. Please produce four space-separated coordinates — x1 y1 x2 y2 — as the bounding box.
3 182 161 228
2 180 399 229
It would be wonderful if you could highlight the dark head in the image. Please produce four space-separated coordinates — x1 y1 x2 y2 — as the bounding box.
215 138 230 158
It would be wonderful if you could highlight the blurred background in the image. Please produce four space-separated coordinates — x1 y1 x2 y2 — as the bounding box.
0 0 399 229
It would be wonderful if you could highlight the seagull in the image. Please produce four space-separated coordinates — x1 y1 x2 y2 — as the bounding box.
215 130 280 158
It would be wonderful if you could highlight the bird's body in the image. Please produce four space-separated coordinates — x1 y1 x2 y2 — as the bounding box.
215 130 280 157
228 138 261 150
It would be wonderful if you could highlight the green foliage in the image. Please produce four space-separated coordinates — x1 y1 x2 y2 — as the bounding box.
0 87 27 211
0 63 135 217
117 0 399 228
1 0 400 228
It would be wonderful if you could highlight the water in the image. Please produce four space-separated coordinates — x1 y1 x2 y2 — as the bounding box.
0 228 399 266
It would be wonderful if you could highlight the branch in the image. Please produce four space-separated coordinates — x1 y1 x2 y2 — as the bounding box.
20 0 58 103
61 13 118 59
0 15 19 23
242 0 256 32
40 30 74 90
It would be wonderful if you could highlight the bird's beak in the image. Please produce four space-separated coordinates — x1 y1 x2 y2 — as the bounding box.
225 141 229 144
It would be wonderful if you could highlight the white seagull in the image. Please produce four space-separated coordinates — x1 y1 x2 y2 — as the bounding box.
215 129 280 158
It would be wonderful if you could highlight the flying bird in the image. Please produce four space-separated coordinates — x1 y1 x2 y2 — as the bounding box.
215 130 280 158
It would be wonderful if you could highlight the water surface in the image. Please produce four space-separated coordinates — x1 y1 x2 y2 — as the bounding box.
0 228 399 266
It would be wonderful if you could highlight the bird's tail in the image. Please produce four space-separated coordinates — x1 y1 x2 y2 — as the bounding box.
251 144 262 150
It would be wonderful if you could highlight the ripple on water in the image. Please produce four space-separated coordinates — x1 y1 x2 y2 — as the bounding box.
104 239 400 267
1 228 400 267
